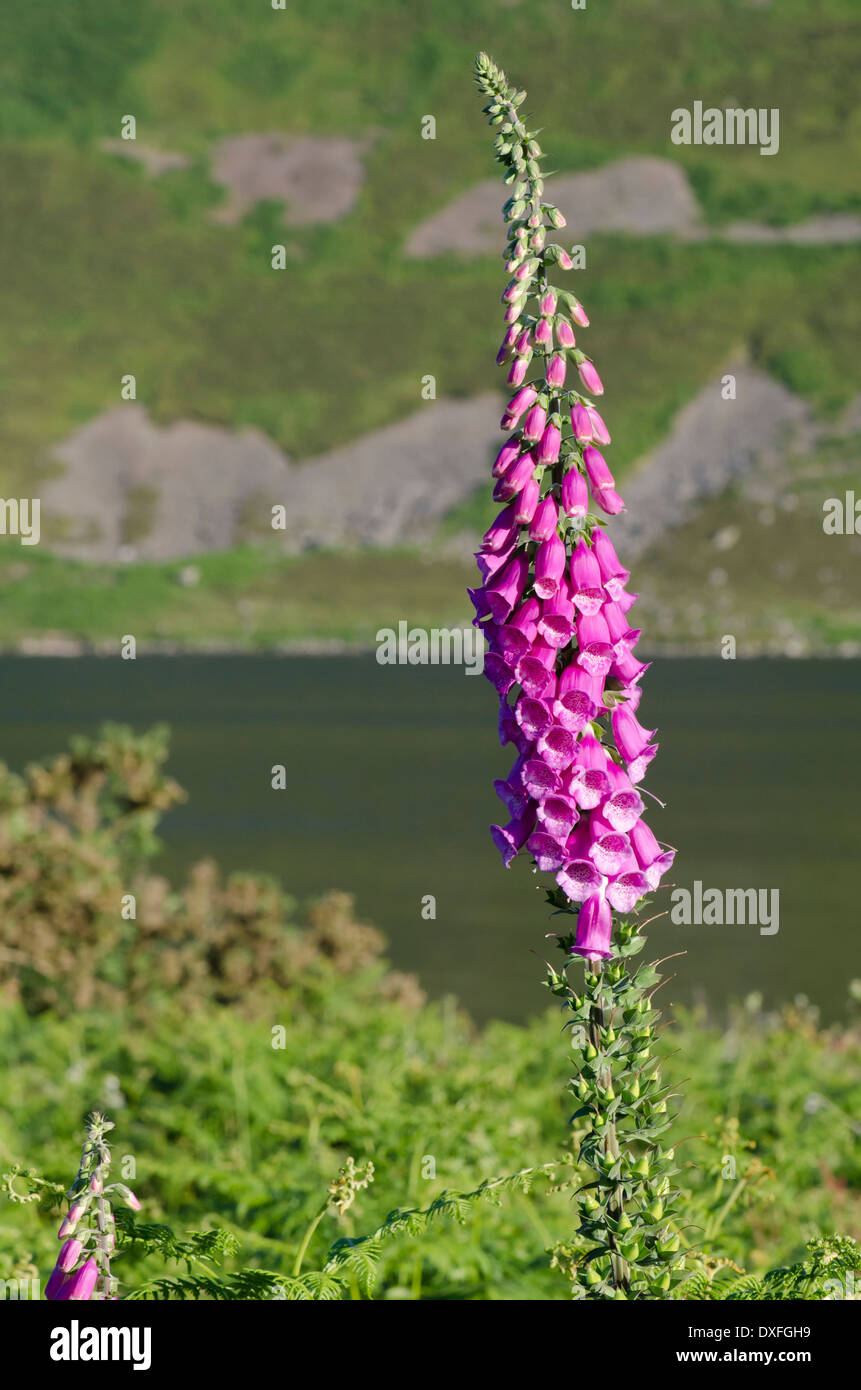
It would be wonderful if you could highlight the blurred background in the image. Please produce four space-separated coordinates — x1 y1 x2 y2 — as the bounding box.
0 0 859 1021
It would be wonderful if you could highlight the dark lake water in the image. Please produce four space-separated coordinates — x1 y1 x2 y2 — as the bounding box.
1 656 858 1023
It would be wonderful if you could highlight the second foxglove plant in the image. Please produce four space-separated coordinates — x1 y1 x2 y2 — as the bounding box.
45 1112 141 1301
474 53 685 1299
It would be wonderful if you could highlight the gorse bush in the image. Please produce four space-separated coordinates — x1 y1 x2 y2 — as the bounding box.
0 723 420 1018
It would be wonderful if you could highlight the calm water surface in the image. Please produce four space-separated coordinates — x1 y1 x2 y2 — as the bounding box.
1 657 858 1023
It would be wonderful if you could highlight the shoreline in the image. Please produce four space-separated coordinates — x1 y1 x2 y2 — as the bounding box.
2 638 859 660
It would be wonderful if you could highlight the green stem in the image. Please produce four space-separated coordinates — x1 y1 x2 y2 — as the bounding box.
548 914 685 1299
589 962 630 1294
292 1206 327 1278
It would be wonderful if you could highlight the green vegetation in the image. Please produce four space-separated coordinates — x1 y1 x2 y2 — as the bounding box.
635 430 861 653
1 1 858 645
0 544 474 648
0 727 858 1298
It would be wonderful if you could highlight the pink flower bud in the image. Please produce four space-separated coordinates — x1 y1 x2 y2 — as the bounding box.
529 495 559 542
578 359 604 395
583 446 621 514
58 1238 83 1272
611 704 657 763
513 477 541 524
582 444 613 488
58 1203 84 1240
534 317 552 346
570 403 593 444
507 354 530 387
556 319 576 349
536 423 561 465
46 1264 70 1300
569 299 590 327
500 386 538 430
522 404 546 442
57 1256 99 1302
569 538 604 616
476 543 515 582
586 406 611 445
492 436 522 478
486 552 529 623
557 249 574 270
546 354 566 388
539 290 557 316
592 529 629 590
113 1185 141 1212
595 487 624 516
561 469 588 517
482 500 518 552
493 450 536 501
571 892 613 960
534 532 566 600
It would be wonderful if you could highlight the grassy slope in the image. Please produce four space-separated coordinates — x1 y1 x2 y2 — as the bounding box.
0 0 859 645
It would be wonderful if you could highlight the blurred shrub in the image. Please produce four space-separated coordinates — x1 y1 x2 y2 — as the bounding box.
0 724 421 1016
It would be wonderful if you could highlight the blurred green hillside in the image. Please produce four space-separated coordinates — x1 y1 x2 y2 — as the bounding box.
0 0 859 649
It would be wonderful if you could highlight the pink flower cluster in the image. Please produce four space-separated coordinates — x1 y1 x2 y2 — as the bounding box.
45 1178 139 1295
473 289 674 960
